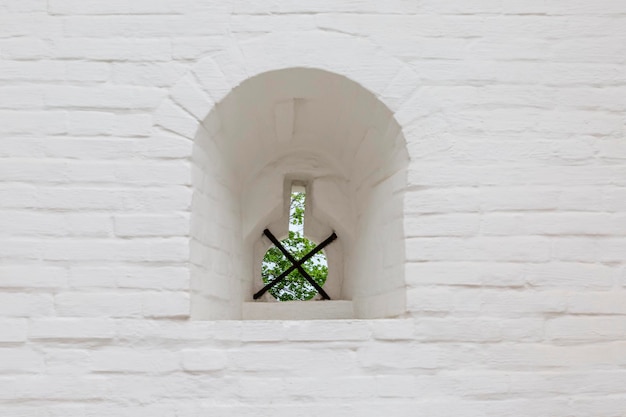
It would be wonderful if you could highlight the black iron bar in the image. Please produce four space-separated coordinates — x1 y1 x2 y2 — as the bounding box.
253 229 337 300
259 229 331 300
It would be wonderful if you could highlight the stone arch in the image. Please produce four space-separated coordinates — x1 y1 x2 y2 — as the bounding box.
153 32 436 319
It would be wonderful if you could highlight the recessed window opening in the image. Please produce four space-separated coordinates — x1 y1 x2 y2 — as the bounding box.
190 67 409 320
258 183 335 301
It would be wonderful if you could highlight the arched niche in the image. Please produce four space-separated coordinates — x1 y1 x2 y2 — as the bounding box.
190 67 408 320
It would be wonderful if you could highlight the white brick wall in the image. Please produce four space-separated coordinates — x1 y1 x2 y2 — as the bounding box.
1 0 626 415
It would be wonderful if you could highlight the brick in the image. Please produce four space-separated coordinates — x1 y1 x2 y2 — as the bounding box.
0 61 59 81
92 349 179 373
0 86 44 109
546 317 626 342
0 211 112 237
0 349 43 372
406 261 526 287
229 347 357 374
114 213 189 237
29 318 115 340
405 213 480 237
0 111 66 135
55 292 143 317
68 265 189 290
0 319 28 342
51 38 172 61
42 238 189 262
568 292 626 315
358 343 439 369
5 375 111 401
31 186 191 211
112 62 188 87
154 99 199 138
285 320 371 342
181 349 227 371
141 291 189 318
44 349 91 374
525 263 617 289
0 294 53 317
49 0 192 15
406 237 551 262
0 265 67 288
43 85 164 109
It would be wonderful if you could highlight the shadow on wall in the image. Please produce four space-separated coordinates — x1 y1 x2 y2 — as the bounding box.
190 68 409 320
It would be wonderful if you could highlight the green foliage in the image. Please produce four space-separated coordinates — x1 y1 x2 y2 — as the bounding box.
261 192 328 301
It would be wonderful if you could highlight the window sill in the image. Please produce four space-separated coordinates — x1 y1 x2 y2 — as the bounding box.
242 300 353 320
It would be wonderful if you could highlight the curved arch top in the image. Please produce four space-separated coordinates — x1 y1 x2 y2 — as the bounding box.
154 31 429 143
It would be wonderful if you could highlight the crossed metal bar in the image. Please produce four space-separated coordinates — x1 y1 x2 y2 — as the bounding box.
253 228 337 300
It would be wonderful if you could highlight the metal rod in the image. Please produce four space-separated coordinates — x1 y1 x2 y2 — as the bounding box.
253 229 337 300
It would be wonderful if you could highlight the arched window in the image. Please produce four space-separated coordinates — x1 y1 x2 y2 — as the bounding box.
190 68 408 320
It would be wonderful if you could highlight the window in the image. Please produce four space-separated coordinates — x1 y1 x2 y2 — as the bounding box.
258 183 335 301
190 68 408 320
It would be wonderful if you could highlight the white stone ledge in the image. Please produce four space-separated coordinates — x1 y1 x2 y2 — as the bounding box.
242 300 354 320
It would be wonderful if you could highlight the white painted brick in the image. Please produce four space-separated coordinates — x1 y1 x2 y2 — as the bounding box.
0 319 28 342
181 349 227 371
546 317 626 343
482 212 626 236
0 349 43 373
231 0 422 14
141 291 189 318
154 100 199 138
0 0 47 13
229 347 357 374
55 292 143 317
358 343 439 369
29 318 115 340
8 131 162 162
413 318 543 342
0 111 66 135
64 61 111 82
0 61 90 82
0 86 43 109
66 111 114 136
44 349 91 374
285 321 371 341
0 211 112 237
568 291 626 315
92 349 179 373
51 38 172 61
406 261 526 287
552 237 626 263
114 213 189 237
406 237 551 262
69 266 188 290
31 186 191 211
0 265 67 288
43 85 165 109
170 75 215 120
112 62 188 87
0 37 49 60
369 319 415 341
405 188 481 214
42 238 189 262
0 294 53 317
172 36 224 60
525 263 617 289
49 0 193 15
239 321 288 342
5 375 111 401
405 213 480 237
